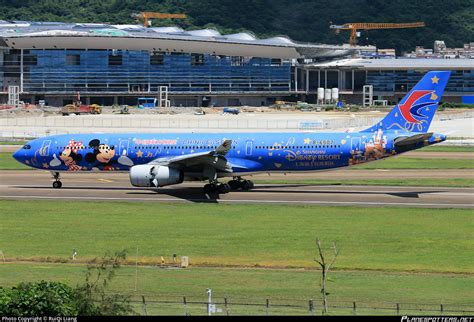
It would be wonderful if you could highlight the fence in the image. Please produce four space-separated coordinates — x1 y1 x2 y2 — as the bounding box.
123 294 474 316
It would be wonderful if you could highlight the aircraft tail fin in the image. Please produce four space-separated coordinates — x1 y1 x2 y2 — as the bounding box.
361 71 451 133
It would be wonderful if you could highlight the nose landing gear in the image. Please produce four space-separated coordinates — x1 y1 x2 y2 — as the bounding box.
51 172 62 189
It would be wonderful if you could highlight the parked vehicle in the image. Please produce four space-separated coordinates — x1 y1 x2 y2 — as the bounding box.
61 102 102 115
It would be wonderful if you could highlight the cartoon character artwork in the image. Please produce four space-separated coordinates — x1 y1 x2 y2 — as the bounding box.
59 139 84 171
85 139 116 171
349 129 393 165
363 129 387 160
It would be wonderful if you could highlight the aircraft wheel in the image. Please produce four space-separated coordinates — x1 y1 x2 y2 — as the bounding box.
248 180 255 189
218 183 231 194
240 180 252 191
52 181 62 189
203 183 217 194
228 180 240 190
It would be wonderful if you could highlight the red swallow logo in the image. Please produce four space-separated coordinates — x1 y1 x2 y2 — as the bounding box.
399 90 434 124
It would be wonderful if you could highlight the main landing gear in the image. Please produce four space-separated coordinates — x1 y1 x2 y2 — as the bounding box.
52 172 62 189
203 177 254 194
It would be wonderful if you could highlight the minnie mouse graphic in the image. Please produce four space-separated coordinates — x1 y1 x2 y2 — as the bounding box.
59 139 84 171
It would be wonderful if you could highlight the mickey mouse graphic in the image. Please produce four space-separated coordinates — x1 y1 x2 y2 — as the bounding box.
85 139 116 171
59 139 84 171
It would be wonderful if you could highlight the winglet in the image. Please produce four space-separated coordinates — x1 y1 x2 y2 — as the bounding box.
215 139 232 155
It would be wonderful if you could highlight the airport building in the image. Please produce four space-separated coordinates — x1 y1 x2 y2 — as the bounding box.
0 21 473 107
0 21 357 107
299 58 474 104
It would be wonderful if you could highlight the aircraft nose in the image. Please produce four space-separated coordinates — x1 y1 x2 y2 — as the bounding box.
12 149 22 162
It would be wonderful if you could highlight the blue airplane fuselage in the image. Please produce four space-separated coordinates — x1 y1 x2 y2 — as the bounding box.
12 130 445 176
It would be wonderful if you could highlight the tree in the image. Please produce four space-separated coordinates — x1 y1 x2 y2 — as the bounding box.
0 281 77 316
314 238 339 315
74 250 134 316
0 250 134 316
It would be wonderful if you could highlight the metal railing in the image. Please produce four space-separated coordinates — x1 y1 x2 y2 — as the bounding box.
122 294 474 316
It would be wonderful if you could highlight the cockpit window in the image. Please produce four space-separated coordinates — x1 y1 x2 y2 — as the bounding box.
22 144 31 149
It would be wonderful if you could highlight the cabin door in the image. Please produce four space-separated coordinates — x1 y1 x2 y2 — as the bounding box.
245 140 253 156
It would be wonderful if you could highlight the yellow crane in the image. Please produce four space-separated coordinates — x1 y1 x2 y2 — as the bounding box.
330 22 425 46
132 12 187 27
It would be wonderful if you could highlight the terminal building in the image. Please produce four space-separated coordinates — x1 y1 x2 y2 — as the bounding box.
0 20 473 107
298 58 474 105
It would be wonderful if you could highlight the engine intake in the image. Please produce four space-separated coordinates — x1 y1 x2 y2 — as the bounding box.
129 165 184 187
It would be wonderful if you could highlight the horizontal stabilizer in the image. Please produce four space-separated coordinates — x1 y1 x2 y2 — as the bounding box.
394 133 433 147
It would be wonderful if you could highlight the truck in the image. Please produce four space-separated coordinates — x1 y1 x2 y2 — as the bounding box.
61 102 102 116
60 92 102 116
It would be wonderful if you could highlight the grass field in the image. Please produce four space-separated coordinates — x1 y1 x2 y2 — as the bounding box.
1 200 472 273
0 141 26 145
0 152 31 170
0 264 471 315
0 200 472 314
353 157 473 169
418 145 474 153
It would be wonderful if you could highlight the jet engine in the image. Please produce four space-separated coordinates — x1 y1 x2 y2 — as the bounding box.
129 165 184 187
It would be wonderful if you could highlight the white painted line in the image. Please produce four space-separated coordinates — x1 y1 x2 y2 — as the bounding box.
0 195 472 208
97 179 114 183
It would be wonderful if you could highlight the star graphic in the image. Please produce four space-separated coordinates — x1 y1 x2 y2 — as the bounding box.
42 162 49 168
136 150 143 158
304 138 311 144
430 92 438 100
431 75 439 84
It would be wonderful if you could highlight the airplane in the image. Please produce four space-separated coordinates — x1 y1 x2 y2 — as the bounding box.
13 71 450 194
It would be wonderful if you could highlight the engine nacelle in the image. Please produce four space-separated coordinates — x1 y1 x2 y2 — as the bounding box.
129 165 184 187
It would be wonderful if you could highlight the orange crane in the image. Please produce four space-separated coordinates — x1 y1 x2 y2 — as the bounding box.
132 12 187 27
330 22 425 46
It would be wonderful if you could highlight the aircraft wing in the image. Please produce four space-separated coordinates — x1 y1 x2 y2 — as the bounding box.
148 139 233 172
394 133 433 147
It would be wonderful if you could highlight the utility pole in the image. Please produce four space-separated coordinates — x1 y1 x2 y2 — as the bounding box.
207 288 212 316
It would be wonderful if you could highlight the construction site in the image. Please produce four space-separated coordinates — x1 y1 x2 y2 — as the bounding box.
1 16 472 110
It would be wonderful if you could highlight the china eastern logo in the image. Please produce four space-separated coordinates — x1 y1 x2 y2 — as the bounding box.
398 90 437 124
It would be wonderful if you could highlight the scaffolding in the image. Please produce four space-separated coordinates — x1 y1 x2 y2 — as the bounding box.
8 86 20 107
363 85 373 107
159 86 171 108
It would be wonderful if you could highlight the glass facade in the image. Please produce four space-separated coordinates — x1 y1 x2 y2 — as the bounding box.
367 69 474 93
5 49 291 94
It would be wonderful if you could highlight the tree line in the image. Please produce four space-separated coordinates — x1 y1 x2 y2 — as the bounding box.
0 0 472 53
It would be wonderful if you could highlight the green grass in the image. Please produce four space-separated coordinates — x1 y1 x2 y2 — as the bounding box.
1 200 472 314
0 200 472 274
0 141 27 145
255 178 474 187
0 263 472 315
0 152 31 170
418 145 474 153
353 157 473 169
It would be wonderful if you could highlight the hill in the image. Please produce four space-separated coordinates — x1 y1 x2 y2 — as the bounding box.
0 0 472 53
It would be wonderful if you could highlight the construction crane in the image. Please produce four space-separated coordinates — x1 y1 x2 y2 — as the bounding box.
132 12 187 27
330 22 425 46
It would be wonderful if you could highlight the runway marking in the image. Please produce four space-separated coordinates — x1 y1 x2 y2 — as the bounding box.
97 179 114 183
0 195 472 208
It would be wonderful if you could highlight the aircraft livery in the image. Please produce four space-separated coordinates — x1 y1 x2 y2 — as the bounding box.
13 71 450 193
